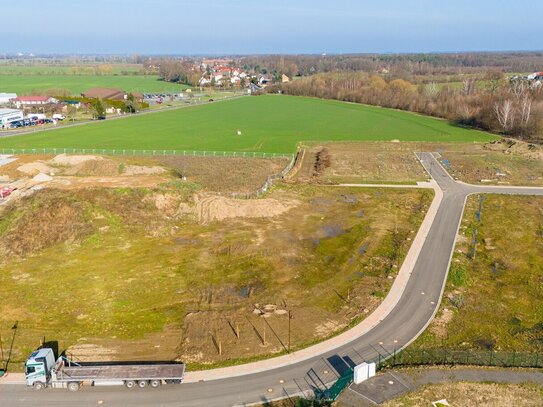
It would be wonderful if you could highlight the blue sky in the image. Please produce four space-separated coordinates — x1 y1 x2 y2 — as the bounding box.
2 0 542 54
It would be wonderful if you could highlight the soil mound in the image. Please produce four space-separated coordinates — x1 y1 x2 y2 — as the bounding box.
49 154 102 166
195 195 298 223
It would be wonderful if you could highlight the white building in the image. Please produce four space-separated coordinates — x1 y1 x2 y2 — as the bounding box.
12 96 58 109
0 108 24 127
0 93 17 105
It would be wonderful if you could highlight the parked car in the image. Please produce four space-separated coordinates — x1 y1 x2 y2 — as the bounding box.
97 116 106 120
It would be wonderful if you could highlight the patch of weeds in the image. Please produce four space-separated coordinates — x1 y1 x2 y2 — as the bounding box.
475 337 496 350
449 263 468 287
118 162 126 174
0 208 21 235
371 290 386 298
448 294 464 309
162 180 202 200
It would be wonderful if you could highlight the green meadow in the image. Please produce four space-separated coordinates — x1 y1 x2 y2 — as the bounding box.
0 74 184 95
0 95 496 153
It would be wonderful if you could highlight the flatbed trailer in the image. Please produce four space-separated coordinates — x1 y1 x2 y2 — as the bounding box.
25 348 185 391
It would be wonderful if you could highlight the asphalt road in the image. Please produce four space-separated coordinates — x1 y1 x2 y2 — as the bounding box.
1 152 543 406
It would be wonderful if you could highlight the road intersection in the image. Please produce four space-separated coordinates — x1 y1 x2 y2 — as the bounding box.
2 152 543 406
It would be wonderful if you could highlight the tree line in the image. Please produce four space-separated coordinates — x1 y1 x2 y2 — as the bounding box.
268 72 543 141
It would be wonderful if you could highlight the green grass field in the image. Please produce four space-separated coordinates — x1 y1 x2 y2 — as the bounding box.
0 95 496 153
0 74 185 95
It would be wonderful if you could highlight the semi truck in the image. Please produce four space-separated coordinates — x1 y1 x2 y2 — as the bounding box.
25 348 185 391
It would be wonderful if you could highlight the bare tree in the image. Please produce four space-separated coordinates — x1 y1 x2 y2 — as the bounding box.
425 82 439 97
462 79 476 95
519 94 532 128
511 80 528 100
494 99 515 132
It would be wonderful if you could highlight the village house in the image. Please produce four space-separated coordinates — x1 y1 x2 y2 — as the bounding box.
12 96 58 109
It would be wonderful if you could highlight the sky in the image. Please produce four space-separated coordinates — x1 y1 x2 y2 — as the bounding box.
1 0 542 55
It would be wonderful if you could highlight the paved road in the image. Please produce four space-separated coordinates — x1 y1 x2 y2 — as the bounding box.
2 153 543 406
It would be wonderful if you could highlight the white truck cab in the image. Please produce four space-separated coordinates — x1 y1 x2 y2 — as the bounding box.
25 348 55 390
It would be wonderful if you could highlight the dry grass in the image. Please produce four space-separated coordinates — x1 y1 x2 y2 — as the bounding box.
0 154 289 194
439 138 543 186
294 142 428 184
158 155 289 193
414 195 543 352
383 382 543 407
0 184 431 368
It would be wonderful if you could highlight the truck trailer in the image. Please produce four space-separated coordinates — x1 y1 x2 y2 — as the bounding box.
25 348 185 391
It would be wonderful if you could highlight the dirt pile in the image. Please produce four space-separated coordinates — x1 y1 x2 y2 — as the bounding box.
17 161 53 175
49 154 102 166
124 165 166 176
62 159 120 176
195 195 299 223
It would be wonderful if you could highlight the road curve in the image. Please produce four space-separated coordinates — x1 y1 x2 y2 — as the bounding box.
2 152 543 406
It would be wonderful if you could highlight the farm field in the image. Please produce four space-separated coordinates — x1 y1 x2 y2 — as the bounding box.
0 74 185 95
0 95 496 153
0 183 432 368
413 194 543 352
0 63 142 75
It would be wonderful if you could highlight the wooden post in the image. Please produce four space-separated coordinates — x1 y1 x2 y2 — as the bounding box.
262 321 267 346
288 310 292 354
235 323 240 340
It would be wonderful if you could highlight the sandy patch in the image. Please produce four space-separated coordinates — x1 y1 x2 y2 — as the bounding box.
17 162 53 175
49 154 102 166
124 165 166 176
429 307 454 338
195 195 299 223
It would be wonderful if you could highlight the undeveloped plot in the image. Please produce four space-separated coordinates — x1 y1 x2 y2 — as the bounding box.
158 155 289 193
439 138 543 186
414 195 543 352
383 382 543 407
0 154 290 205
294 142 430 184
0 184 432 366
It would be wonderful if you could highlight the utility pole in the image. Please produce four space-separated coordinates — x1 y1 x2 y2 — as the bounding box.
4 321 18 372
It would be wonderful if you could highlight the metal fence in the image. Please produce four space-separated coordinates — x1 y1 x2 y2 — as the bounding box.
379 348 543 369
231 149 300 199
315 348 543 403
0 147 294 160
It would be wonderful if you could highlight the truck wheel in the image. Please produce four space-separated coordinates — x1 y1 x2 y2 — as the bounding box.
125 380 136 389
33 381 45 390
137 380 148 388
150 379 161 388
68 382 81 392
